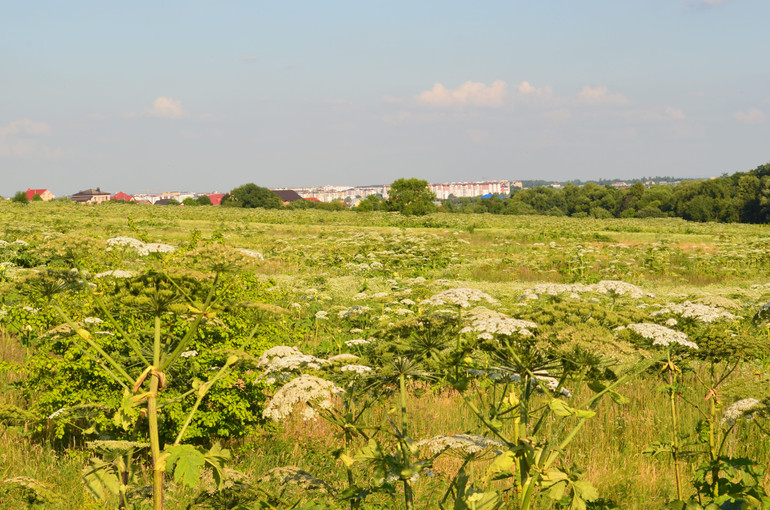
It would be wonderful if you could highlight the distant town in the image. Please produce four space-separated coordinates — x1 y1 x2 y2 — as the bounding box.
15 177 687 206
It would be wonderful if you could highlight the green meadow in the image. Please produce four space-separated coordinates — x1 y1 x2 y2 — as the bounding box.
1 200 769 509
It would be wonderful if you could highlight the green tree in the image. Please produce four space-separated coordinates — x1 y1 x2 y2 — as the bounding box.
221 183 282 209
31 193 43 201
385 178 436 215
354 194 383 212
182 197 199 206
196 194 213 206
11 191 29 204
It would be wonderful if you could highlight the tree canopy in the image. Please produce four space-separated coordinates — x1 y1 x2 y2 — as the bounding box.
386 178 436 215
222 183 282 209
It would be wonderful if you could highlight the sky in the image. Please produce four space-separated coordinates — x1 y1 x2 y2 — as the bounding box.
2 0 769 197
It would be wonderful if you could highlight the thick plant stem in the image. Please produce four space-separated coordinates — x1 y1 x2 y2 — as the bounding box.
149 315 164 510
667 352 683 501
399 373 414 510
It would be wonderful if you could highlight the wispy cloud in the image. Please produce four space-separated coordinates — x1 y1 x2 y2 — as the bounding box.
240 55 259 62
0 119 55 158
578 85 628 106
416 80 507 107
147 97 185 118
665 107 686 120
687 0 733 6
734 107 766 125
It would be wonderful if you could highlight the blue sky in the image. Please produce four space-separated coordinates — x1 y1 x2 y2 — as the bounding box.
2 0 769 196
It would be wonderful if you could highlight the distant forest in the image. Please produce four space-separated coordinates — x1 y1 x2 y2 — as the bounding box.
440 162 770 223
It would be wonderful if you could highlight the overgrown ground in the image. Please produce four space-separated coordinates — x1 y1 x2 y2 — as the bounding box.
1 200 769 509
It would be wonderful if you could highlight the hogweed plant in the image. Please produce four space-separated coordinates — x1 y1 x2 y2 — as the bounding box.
451 317 658 510
27 244 256 509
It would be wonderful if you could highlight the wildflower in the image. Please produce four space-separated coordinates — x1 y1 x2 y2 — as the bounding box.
94 270 138 278
416 434 506 456
258 346 304 366
424 288 497 308
83 317 103 324
258 466 332 492
625 323 699 350
236 248 264 260
48 407 66 420
339 364 372 374
344 338 370 347
651 301 736 323
721 398 765 428
180 350 198 358
461 314 537 338
262 375 343 421
328 353 359 362
315 310 329 320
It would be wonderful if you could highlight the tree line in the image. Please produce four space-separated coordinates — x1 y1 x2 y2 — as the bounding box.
443 162 770 223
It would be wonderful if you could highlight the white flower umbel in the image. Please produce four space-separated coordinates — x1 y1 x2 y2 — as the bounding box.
651 301 736 323
328 353 359 362
416 434 506 456
257 346 304 366
258 466 332 492
344 338 370 347
263 375 343 421
626 323 699 350
339 364 372 375
461 310 538 338
721 398 764 428
424 288 497 308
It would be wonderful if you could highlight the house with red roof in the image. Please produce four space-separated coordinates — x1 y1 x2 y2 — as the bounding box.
111 191 135 202
207 193 225 205
26 188 55 201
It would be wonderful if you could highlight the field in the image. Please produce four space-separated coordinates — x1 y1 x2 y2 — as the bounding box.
1 200 770 509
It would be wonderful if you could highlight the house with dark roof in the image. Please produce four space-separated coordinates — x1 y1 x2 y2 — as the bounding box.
26 188 55 201
71 188 111 204
273 189 304 205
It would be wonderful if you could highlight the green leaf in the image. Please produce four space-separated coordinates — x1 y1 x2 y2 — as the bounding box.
572 480 598 502
486 451 515 481
165 444 206 488
82 459 121 499
204 442 231 490
574 409 596 419
113 390 141 431
549 398 574 417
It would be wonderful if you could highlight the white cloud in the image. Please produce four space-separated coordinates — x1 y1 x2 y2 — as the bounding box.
146 97 185 118
578 85 628 106
416 80 507 107
1 119 51 136
665 107 686 120
0 119 54 158
734 107 766 125
240 55 259 62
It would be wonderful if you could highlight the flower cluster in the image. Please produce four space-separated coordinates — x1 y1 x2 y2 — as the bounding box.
106 236 175 256
651 301 736 323
416 433 505 456
720 398 765 428
523 280 651 300
263 375 343 421
423 288 497 308
623 323 699 349
339 364 372 375
257 466 331 492
461 308 537 338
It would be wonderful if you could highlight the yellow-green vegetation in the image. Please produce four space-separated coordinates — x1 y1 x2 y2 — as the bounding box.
1 200 769 509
